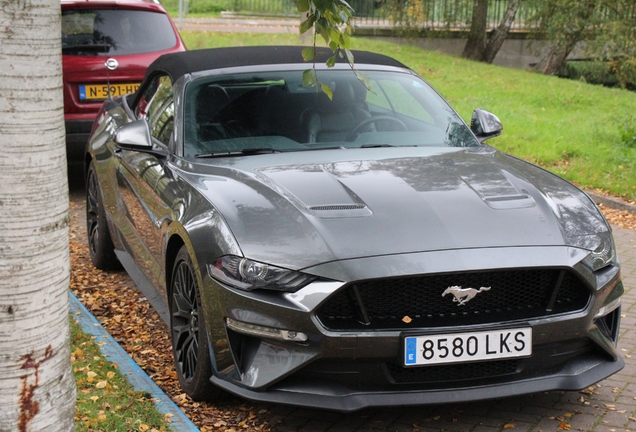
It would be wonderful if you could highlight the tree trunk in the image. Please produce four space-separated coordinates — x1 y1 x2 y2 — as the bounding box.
482 0 522 63
462 0 489 60
0 0 76 430
534 43 574 75
534 0 597 75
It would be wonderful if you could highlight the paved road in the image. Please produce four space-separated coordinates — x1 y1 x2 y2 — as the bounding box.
67 165 636 432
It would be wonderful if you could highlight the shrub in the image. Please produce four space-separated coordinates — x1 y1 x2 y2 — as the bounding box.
188 0 231 14
557 60 619 87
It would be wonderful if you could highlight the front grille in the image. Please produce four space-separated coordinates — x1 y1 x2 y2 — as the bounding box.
388 359 520 384
316 269 590 330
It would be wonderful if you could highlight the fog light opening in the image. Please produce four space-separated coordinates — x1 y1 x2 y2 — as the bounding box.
226 318 308 342
594 304 621 345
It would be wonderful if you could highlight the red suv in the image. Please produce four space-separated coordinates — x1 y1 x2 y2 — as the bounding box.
61 0 186 160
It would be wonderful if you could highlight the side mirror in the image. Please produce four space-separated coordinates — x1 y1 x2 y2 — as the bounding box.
114 119 153 150
470 109 503 142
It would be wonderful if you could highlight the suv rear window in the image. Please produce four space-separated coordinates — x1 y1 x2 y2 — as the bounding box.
62 9 177 56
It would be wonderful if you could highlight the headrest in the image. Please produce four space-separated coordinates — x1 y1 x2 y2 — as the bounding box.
196 85 230 121
330 80 356 111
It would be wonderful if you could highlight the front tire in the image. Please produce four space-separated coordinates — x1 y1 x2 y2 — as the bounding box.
86 161 120 270
170 246 220 401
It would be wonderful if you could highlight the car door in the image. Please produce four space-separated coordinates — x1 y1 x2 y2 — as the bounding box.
114 73 174 293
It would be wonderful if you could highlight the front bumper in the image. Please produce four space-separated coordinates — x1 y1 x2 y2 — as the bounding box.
199 246 624 411
210 352 623 411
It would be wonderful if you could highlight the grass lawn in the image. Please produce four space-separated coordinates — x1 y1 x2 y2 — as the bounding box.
70 318 170 431
181 31 636 201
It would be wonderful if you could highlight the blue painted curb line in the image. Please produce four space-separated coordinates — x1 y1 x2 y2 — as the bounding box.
69 291 200 432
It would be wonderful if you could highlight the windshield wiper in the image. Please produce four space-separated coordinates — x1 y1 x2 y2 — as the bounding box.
359 144 396 148
358 144 419 149
196 148 281 158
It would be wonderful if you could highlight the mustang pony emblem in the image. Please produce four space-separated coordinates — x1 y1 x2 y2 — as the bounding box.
442 286 491 306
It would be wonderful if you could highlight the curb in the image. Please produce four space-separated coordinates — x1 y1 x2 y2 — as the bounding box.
587 190 636 215
69 292 199 432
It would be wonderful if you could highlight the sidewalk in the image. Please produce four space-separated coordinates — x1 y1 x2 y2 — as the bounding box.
174 13 395 35
176 15 300 34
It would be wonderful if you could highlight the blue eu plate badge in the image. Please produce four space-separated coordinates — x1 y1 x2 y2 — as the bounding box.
405 337 417 365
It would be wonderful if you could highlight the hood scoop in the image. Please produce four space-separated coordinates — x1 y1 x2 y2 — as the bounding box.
309 204 373 219
460 168 537 210
257 165 374 219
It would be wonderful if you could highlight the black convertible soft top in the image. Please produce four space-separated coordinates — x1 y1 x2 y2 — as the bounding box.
143 45 408 83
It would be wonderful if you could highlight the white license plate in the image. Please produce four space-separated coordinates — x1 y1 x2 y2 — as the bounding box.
404 328 532 366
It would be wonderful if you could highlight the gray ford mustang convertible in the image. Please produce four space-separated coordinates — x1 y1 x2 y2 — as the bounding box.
85 46 624 411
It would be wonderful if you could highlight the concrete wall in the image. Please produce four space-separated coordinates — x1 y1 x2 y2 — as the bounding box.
373 36 554 70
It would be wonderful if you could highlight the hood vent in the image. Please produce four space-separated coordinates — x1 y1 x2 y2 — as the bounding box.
485 194 529 202
309 204 372 219
310 204 366 211
484 194 535 210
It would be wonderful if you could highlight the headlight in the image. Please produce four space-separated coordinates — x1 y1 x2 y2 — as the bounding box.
207 256 316 292
581 232 617 271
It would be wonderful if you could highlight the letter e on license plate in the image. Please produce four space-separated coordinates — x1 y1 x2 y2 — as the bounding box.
404 328 532 366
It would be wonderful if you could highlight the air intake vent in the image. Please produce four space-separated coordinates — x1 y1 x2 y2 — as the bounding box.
310 204 367 211
308 204 372 218
485 194 529 202
483 194 535 209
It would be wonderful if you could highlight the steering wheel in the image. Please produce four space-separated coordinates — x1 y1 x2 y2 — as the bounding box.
345 116 408 142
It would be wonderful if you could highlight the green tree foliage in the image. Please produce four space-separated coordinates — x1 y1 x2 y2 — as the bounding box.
585 2 636 88
298 0 369 97
381 0 429 32
529 0 600 75
530 0 636 86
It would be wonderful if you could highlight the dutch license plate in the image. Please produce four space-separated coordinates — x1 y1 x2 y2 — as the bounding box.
404 328 532 366
79 83 140 101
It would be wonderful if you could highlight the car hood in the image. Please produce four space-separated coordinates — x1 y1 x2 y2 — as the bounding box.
182 146 608 269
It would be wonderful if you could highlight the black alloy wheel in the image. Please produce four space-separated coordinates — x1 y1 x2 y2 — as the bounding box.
170 246 219 401
86 161 120 270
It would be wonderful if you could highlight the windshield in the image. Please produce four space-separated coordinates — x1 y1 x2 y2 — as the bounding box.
62 9 177 56
183 69 479 158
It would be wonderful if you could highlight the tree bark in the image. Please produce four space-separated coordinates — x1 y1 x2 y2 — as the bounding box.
482 0 522 63
462 0 489 60
534 43 575 75
0 0 76 430
534 0 597 75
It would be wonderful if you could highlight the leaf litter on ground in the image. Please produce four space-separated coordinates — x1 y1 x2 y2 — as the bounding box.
69 199 273 432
